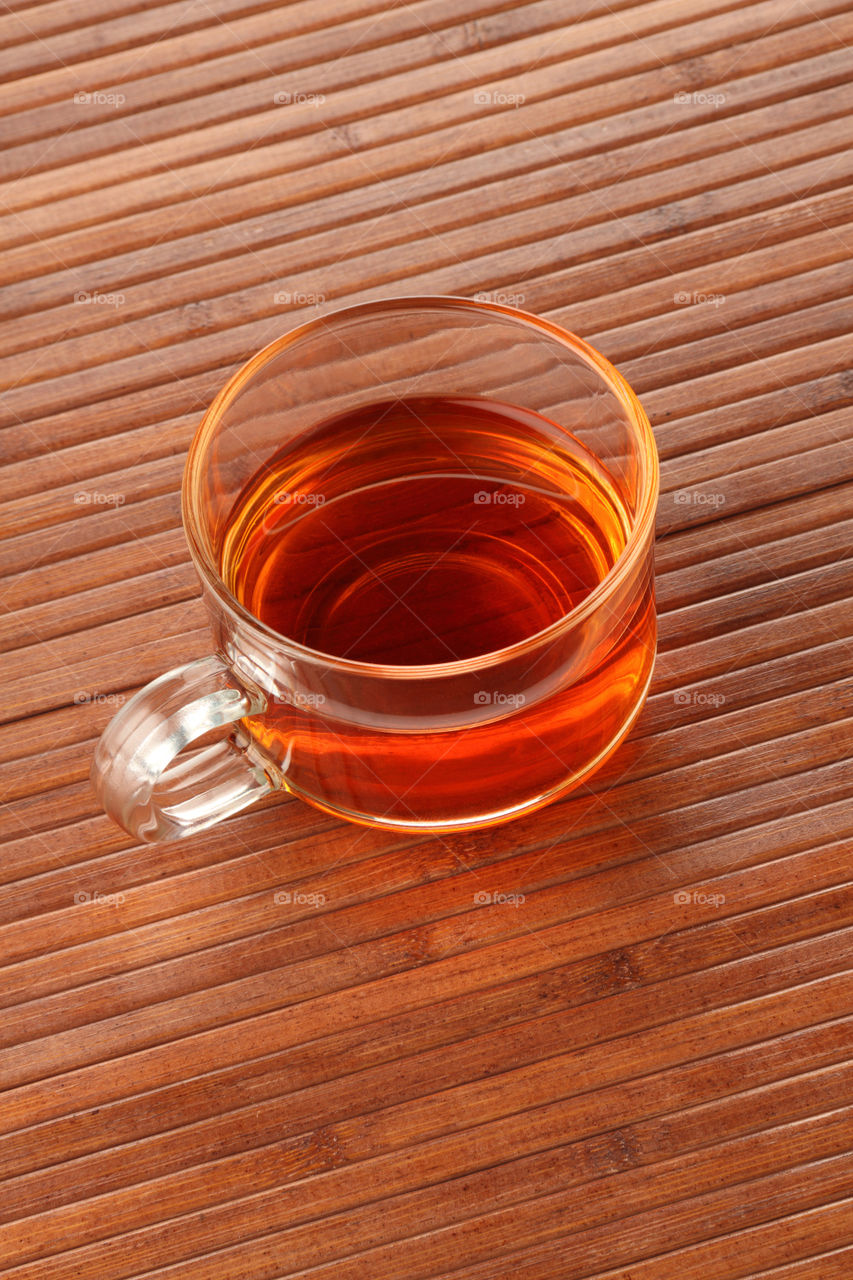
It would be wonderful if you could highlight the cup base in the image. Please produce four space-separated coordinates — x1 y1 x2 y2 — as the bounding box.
280 664 655 834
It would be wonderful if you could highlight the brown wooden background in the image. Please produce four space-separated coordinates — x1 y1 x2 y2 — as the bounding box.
1 0 852 1276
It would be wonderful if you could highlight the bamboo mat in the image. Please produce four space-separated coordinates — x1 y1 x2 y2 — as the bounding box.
1 0 852 1276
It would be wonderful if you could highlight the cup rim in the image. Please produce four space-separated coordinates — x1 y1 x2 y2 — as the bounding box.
182 294 659 677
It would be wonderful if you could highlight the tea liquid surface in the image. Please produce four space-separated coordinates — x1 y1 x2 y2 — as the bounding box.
223 395 628 664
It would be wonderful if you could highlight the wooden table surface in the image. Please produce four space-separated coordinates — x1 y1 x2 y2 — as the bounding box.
2 1 852 1276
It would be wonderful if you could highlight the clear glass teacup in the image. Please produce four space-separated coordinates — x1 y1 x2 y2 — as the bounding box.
92 297 658 841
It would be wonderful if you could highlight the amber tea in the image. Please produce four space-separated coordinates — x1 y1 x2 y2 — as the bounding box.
220 395 655 827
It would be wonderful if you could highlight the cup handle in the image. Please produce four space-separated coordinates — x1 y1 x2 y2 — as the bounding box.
91 655 275 842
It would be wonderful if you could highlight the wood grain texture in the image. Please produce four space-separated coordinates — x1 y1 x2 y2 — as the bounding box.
1 0 851 1276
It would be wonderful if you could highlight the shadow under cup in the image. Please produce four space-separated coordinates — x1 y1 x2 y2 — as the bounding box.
94 297 659 841
185 299 653 834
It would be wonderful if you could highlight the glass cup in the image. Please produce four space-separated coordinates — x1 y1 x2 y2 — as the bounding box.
92 296 658 842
